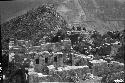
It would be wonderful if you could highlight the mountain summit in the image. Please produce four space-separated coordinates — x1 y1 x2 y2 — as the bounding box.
1 4 69 49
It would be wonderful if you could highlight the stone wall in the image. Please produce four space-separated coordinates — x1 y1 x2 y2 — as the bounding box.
29 72 52 83
49 66 90 82
91 60 124 77
73 54 88 66
34 51 64 73
90 59 109 76
108 61 124 73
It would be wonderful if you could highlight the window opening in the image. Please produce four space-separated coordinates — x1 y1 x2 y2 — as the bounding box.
54 56 57 62
36 58 39 64
45 57 48 63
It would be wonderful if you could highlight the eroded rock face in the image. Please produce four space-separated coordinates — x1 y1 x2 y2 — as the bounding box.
56 0 125 34
56 0 86 26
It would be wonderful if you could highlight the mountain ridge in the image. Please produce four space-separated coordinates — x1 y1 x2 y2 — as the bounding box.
59 0 125 34
1 4 69 49
1 0 125 39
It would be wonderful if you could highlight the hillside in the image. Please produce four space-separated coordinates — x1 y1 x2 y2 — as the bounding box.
1 4 69 49
1 0 125 32
1 0 125 49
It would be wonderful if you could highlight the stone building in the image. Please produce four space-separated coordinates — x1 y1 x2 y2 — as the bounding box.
34 51 64 73
110 41 121 56
52 52 64 68
89 59 108 76
34 51 51 73
61 39 71 52
72 53 88 66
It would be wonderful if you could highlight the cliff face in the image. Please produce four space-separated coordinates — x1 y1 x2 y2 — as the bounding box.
56 0 125 34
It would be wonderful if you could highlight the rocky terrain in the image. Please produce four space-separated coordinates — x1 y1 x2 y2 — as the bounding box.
56 0 125 33
1 0 125 49
1 4 69 50
1 0 125 83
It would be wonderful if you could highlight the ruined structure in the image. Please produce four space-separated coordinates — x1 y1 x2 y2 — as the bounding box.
34 51 64 73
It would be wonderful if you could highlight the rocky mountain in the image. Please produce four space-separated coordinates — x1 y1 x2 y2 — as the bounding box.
56 0 125 34
1 4 69 49
1 0 125 49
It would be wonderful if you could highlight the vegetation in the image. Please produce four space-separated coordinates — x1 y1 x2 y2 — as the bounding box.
1 2 124 83
1 4 69 49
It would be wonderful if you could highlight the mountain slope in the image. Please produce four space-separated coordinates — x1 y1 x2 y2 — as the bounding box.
1 0 125 49
1 4 69 49
80 0 125 33
56 0 125 34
